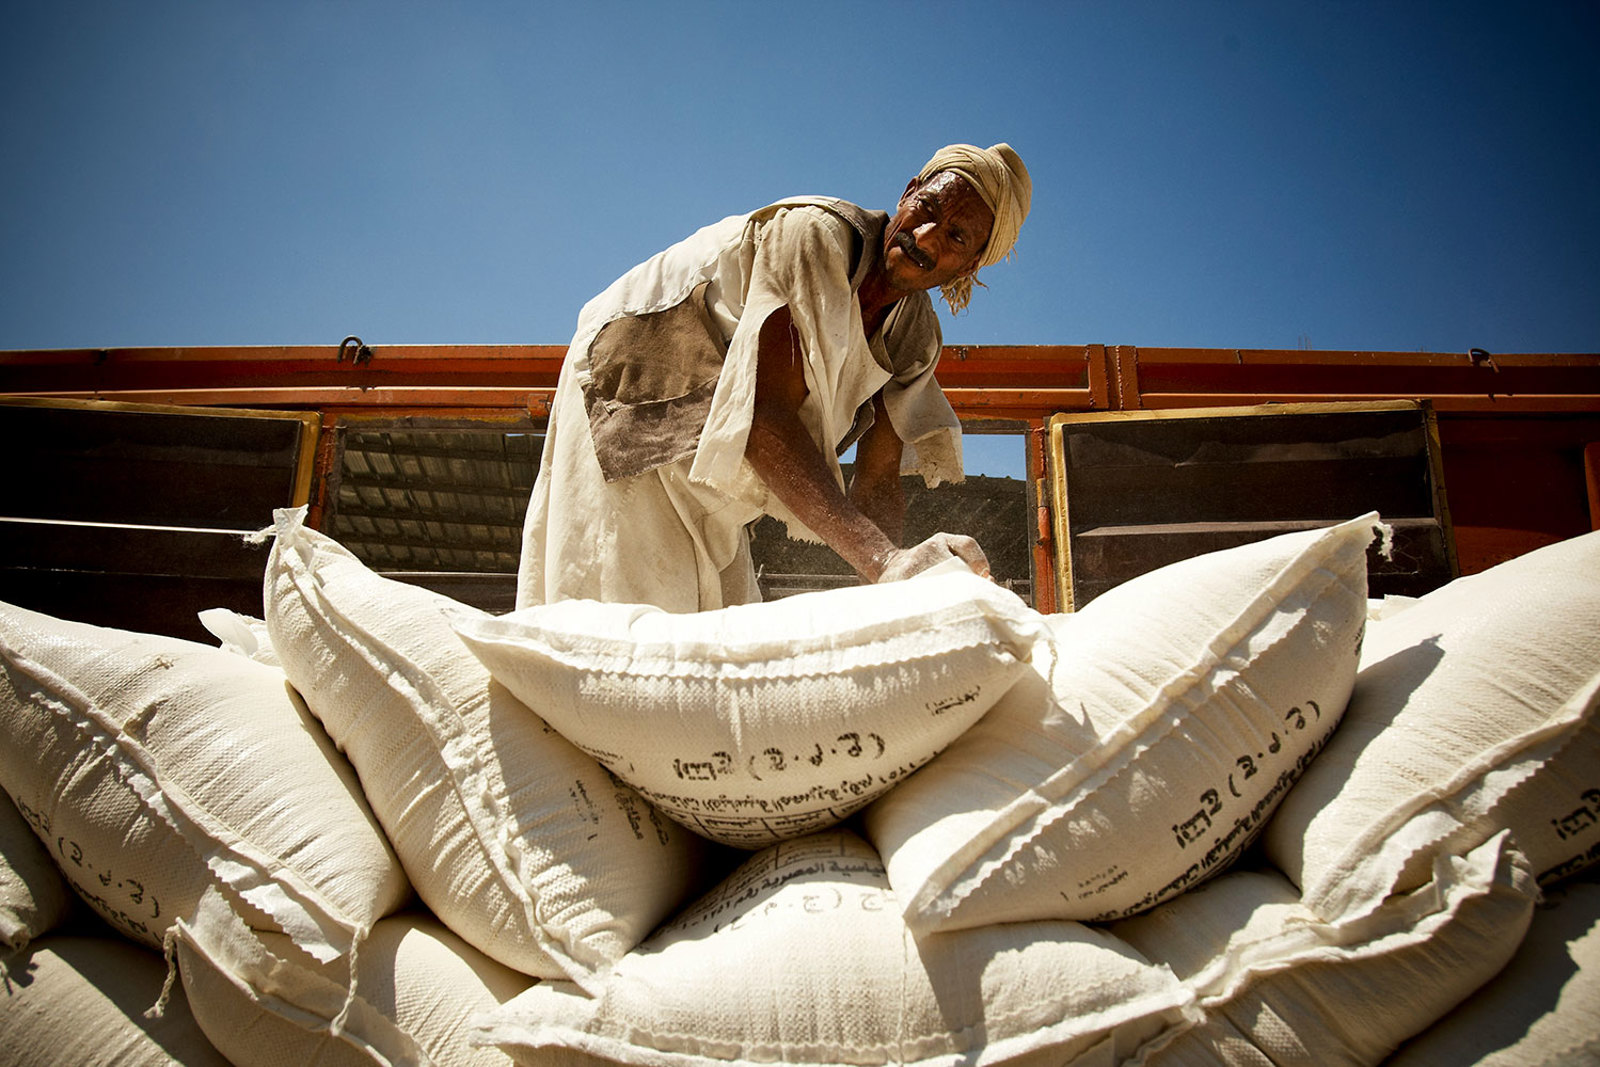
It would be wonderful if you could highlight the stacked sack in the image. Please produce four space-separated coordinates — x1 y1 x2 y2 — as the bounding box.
0 597 410 957
1385 875 1600 1065
1264 528 1600 912
2 786 232 1065
1106 528 1600 1065
260 506 710 989
461 512 1406 1067
2 507 1596 1067
861 513 1377 930
0 589 415 1063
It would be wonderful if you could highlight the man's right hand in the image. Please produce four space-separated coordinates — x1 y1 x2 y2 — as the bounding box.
877 532 991 584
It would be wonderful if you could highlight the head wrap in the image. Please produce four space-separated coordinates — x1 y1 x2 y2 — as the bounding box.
914 142 1032 313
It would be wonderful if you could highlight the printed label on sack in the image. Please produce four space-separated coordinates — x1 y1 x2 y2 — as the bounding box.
1537 784 1600 885
662 835 886 939
582 733 945 849
599 769 677 847
1072 696 1339 923
13 794 164 945
559 680 992 848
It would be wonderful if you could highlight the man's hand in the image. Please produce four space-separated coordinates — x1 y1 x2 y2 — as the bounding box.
876 532 991 584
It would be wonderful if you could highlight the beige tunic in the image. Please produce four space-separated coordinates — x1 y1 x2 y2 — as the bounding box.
516 198 964 612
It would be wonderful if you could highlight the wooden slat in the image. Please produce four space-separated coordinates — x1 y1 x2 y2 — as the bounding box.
934 345 1092 390
1588 443 1600 531
1086 345 1113 411
1436 413 1600 448
3 345 1592 424
943 388 1095 416
0 387 560 413
1138 393 1600 414
1127 348 1600 410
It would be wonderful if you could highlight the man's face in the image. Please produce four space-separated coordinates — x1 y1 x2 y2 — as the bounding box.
882 171 995 294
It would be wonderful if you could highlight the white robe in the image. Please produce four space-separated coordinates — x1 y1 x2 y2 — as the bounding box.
516 199 964 613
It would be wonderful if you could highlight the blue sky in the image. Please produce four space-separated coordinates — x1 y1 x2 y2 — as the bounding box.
3 2 1596 362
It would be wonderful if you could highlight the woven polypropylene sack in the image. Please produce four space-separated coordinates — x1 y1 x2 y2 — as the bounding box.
264 507 708 989
0 935 229 1067
0 786 72 951
453 560 1043 849
472 829 1197 1067
176 891 533 1067
0 599 409 960
864 516 1377 932
1386 874 1600 1067
1264 529 1600 923
1112 830 1535 1066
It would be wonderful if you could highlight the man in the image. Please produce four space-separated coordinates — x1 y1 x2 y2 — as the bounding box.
516 143 1031 612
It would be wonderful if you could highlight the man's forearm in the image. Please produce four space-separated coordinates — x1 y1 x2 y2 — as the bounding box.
745 411 899 583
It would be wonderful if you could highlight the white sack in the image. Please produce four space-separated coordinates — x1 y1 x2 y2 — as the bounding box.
0 599 409 960
264 507 708 989
454 559 1043 849
0 934 229 1066
472 829 1196 1067
176 890 532 1067
1264 529 1600 922
1386 874 1600 1066
0 786 73 951
1113 831 1536 1067
864 516 1377 931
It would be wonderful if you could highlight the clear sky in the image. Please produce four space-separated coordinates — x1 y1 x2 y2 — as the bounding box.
3 1 1597 360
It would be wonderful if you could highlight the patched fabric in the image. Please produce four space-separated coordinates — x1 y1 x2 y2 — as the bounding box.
583 281 728 482
572 197 948 490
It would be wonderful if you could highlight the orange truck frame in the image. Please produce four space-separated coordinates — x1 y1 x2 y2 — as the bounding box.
2 341 1597 614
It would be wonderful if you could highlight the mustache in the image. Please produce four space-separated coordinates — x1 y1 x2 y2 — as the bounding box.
892 230 934 270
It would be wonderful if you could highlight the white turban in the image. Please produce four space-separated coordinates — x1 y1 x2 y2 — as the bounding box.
915 142 1032 313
